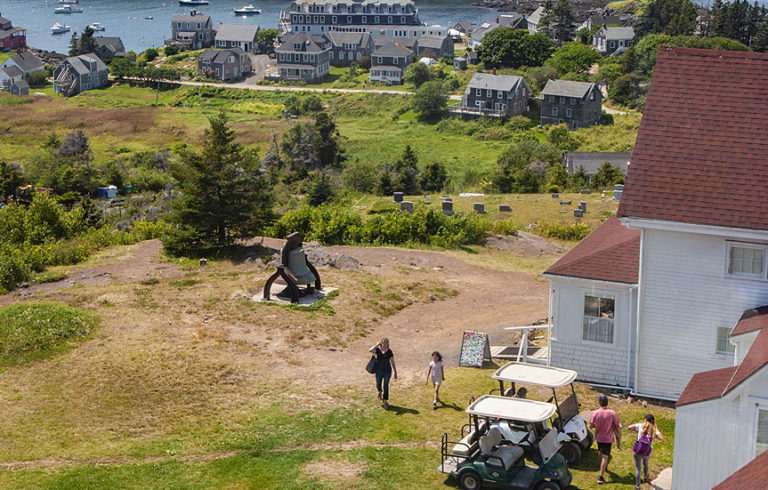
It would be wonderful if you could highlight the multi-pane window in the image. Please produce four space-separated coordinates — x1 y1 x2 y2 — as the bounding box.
552 107 558 116
757 409 768 455
716 327 735 355
583 295 615 343
565 108 572 118
729 246 764 276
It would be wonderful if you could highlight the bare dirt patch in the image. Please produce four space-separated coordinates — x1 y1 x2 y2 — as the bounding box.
484 231 567 256
302 457 365 483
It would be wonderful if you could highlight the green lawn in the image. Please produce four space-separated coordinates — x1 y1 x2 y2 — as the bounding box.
0 50 16 64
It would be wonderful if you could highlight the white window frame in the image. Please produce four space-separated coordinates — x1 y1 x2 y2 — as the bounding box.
565 108 572 118
715 326 735 356
475 88 481 96
552 106 558 116
756 404 768 456
582 293 616 344
726 242 766 279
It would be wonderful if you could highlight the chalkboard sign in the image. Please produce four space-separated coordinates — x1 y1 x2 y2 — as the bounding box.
459 331 492 367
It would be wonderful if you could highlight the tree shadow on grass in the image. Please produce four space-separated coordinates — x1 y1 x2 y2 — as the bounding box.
386 404 419 416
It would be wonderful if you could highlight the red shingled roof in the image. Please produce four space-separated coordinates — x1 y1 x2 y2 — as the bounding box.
617 47 768 231
542 216 640 284
713 450 768 489
677 322 768 406
730 305 768 337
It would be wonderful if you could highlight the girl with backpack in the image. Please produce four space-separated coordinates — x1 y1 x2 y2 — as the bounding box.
628 414 664 489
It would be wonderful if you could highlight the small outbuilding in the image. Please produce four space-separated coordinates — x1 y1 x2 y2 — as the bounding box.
10 79 28 95
453 56 467 70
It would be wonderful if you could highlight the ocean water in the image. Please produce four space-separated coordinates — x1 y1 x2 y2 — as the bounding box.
0 0 497 54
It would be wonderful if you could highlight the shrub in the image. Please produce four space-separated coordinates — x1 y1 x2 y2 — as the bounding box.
164 45 180 56
143 48 159 62
534 221 592 241
27 70 48 88
491 218 522 236
0 302 98 367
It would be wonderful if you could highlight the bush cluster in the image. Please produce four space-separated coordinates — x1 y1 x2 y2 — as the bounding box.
0 194 168 292
269 205 491 248
533 221 592 241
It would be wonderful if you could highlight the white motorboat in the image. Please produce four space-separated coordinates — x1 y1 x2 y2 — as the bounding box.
179 0 209 5
89 22 105 31
54 4 84 14
234 4 262 14
51 22 71 34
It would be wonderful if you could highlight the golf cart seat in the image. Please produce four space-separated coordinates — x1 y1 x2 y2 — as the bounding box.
453 421 487 457
479 428 524 470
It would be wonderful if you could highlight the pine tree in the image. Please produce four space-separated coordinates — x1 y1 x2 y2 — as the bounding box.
68 32 79 56
163 113 273 255
312 112 341 168
393 145 420 195
79 27 97 55
538 0 557 41
307 173 335 206
552 0 575 46
753 18 768 51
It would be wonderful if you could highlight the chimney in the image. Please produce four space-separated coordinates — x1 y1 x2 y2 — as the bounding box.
495 16 499 23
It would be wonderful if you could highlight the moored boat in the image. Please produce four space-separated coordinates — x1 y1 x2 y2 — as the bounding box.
179 0 209 5
51 22 71 34
89 22 105 31
54 4 84 14
234 4 262 14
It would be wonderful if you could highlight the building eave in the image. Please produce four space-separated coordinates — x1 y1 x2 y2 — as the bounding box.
619 217 768 241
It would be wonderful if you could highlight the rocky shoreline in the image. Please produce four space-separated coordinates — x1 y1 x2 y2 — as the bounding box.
472 0 635 24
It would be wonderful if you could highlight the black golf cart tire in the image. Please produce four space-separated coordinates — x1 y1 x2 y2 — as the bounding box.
580 430 594 450
560 441 582 465
558 469 573 489
459 471 483 490
535 481 561 490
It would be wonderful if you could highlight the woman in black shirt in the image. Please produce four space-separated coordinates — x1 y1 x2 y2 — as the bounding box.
369 338 398 409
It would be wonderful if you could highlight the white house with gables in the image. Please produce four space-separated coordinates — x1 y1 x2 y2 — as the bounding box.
542 47 768 407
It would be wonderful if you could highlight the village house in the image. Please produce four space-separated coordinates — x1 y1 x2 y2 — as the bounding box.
276 31 331 82
712 450 768 489
1 52 44 77
325 31 374 66
541 47 768 405
0 12 26 51
198 48 252 82
53 53 109 97
578 14 620 31
414 33 453 60
540 80 602 129
94 37 126 59
592 26 634 56
527 6 546 34
452 20 473 36
10 79 28 95
563 152 632 180
467 20 497 50
453 56 467 70
369 39 412 84
498 13 527 29
215 24 260 54
455 72 531 118
0 65 23 91
167 10 214 50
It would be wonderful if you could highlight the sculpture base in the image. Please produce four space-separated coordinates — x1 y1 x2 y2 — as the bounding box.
256 287 337 306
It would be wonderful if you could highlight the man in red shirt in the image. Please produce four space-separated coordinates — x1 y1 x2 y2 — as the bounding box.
589 394 621 485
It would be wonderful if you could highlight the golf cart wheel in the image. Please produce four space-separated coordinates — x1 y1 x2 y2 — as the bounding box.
581 430 594 450
459 471 483 490
560 441 582 465
535 481 561 490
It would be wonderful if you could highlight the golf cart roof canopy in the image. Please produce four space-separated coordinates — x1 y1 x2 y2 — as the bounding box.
492 362 578 388
466 395 557 422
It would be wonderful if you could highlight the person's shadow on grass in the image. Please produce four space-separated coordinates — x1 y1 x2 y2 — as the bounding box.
437 400 464 412
386 405 419 415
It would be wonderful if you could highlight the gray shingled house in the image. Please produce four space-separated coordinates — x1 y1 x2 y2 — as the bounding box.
456 72 532 118
10 79 28 95
540 79 602 130
198 48 252 82
0 65 23 90
370 40 413 84
415 33 453 59
167 10 214 50
1 52 44 77
276 31 331 82
215 24 260 53
325 31 374 66
94 37 126 59
53 53 109 97
593 26 634 55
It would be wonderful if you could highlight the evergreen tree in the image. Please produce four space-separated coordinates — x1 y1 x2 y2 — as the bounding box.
0 161 24 200
552 0 576 46
79 27 97 55
635 0 698 38
312 112 341 168
753 19 768 51
539 0 557 41
591 162 623 189
393 145 420 195
418 161 447 192
163 113 273 255
68 32 79 56
307 173 335 206
377 164 394 196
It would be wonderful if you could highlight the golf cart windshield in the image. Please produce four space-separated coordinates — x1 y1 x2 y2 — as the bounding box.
558 392 580 422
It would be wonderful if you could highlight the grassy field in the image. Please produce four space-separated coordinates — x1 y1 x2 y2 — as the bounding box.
0 84 639 191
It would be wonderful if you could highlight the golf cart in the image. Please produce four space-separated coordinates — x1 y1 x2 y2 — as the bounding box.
439 395 572 490
491 362 593 465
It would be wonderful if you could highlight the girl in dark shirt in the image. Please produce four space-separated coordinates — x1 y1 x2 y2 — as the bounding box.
369 338 398 409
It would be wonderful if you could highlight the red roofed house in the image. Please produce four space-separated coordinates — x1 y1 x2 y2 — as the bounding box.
0 12 26 50
542 216 640 387
674 307 768 488
712 448 768 489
